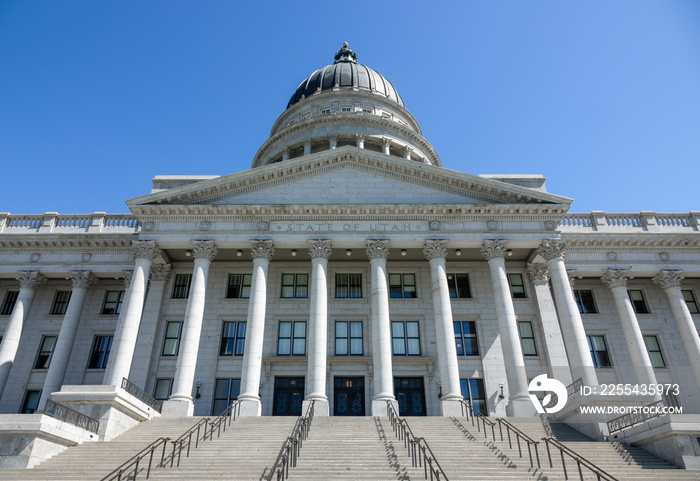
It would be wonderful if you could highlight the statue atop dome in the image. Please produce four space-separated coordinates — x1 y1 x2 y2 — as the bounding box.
333 42 358 64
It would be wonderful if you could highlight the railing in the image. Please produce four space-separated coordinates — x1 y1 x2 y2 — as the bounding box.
559 214 593 227
496 418 541 469
121 377 162 413
386 400 449 481
104 215 140 228
100 400 241 481
656 214 690 227
267 400 315 481
458 399 497 440
5 215 42 229
542 437 618 481
606 214 642 227
44 399 100 434
607 399 665 434
55 215 92 229
566 378 583 399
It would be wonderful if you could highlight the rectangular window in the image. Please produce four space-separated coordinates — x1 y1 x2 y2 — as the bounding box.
628 290 650 314
508 273 526 298
454 321 479 356
518 321 537 356
447 274 471 298
34 335 57 369
574 290 598 314
341 106 352 112
644 335 666 368
391 321 420 356
389 274 417 298
587 335 611 367
102 291 125 315
172 274 192 299
1 291 19 315
460 379 487 416
20 390 41 414
362 108 372 114
212 378 241 415
281 274 308 298
153 378 173 402
161 321 183 356
683 290 699 314
321 108 330 114
88 335 113 369
278 321 306 356
220 321 246 356
50 291 72 315
226 274 252 299
335 274 362 298
335 321 363 356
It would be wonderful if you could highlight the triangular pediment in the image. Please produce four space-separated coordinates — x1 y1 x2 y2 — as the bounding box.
127 147 572 214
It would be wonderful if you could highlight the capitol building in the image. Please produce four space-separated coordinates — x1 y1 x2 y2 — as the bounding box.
1 43 700 473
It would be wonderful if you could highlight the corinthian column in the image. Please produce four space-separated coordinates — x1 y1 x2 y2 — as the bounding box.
0 271 46 398
601 269 657 386
304 240 332 416
103 240 158 386
366 239 397 415
238 240 275 417
37 271 98 411
164 241 218 417
653 270 700 394
481 240 533 416
424 240 463 416
537 239 598 388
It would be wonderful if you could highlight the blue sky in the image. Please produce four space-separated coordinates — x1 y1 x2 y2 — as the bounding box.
1 1 699 215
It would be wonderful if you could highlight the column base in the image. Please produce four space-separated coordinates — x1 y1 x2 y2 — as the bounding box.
237 398 262 417
372 398 398 417
161 399 194 417
506 395 537 417
303 399 329 416
439 397 464 417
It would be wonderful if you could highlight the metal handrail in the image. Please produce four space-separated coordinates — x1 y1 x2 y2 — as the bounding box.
121 377 162 413
100 437 171 481
386 400 449 481
458 399 497 440
495 418 540 469
566 378 583 399
100 400 241 481
267 400 315 481
542 437 619 481
44 399 100 434
607 399 665 434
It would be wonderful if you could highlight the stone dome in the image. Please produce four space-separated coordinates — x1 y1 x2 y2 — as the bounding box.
286 43 404 109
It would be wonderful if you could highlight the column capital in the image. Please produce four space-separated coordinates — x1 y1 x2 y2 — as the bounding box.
150 264 172 281
567 269 578 288
16 271 47 290
132 240 159 262
652 269 684 290
250 239 275 260
70 271 98 289
308 239 332 259
423 239 448 260
537 239 566 261
190 240 218 261
381 137 391 147
121 271 133 289
355 133 366 141
526 263 549 283
600 268 631 289
366 239 390 260
480 239 508 261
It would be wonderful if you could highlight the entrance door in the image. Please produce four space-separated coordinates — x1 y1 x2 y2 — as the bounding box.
273 377 305 416
334 377 365 416
394 377 427 416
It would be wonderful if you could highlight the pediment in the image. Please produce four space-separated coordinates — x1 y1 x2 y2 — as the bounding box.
127 147 572 213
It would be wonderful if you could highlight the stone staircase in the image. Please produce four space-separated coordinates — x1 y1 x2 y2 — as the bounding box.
286 416 426 480
1 416 201 480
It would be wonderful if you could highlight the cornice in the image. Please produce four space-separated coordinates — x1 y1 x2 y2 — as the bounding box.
0 238 134 252
562 236 700 251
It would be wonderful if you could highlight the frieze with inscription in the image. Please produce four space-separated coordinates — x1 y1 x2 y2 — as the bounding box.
271 221 429 233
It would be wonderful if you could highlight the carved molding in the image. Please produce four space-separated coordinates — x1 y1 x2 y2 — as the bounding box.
527 263 549 283
132 240 158 261
250 240 275 260
480 240 508 261
567 269 578 288
366 239 390 260
191 240 218 261
423 239 448 260
652 269 684 290
70 271 98 289
0 239 134 252
563 237 700 250
600 269 631 289
16 271 47 290
308 239 332 259
150 264 172 282
122 271 133 288
538 239 566 261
